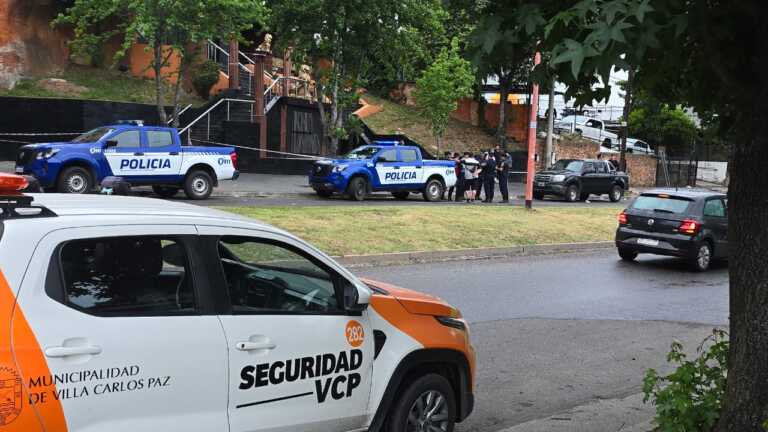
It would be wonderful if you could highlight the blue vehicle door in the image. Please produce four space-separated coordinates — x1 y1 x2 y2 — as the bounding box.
371 148 400 188
142 128 184 178
103 128 143 180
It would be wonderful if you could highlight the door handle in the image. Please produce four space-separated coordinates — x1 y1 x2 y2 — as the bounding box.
45 345 102 358
169 152 179 155
236 341 277 352
134 152 144 156
393 166 401 170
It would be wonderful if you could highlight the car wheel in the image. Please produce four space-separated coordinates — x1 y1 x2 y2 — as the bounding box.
603 138 612 148
565 185 579 202
691 242 713 272
153 186 180 198
347 177 368 201
57 166 92 194
533 192 544 200
423 179 444 202
385 374 456 432
316 190 333 198
184 170 213 200
392 191 410 200
618 248 638 261
609 185 624 202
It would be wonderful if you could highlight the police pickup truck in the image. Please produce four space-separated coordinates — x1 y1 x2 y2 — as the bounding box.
309 144 456 201
15 121 238 200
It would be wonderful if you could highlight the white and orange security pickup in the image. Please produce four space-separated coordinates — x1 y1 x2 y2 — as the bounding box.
0 173 475 432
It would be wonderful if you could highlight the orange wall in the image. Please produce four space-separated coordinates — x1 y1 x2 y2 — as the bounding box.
129 43 182 84
451 98 528 143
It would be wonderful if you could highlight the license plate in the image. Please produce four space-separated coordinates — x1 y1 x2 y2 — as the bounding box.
637 238 659 247
14 166 24 174
537 182 546 187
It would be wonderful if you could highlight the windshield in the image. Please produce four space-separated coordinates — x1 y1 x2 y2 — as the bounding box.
344 146 381 160
631 195 692 214
551 160 584 172
71 127 115 144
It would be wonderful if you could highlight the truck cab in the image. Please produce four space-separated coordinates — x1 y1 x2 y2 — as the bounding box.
555 116 619 148
15 121 238 200
309 144 456 201
534 159 630 202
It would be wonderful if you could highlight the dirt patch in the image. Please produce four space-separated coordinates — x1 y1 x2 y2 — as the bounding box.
36 78 89 96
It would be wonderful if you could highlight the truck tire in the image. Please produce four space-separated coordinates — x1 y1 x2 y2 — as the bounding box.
565 184 580 202
184 170 213 200
618 248 638 261
423 179 443 202
153 186 180 198
57 166 92 194
609 185 624 202
385 373 457 432
347 177 368 201
392 191 410 200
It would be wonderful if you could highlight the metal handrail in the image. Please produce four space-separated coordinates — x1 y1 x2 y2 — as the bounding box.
167 104 193 125
179 98 254 135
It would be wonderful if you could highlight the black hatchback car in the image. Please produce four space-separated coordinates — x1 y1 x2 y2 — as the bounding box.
615 189 728 271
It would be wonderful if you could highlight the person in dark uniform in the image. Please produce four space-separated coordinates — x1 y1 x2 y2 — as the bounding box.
476 153 487 200
497 153 511 203
482 152 496 203
451 152 463 202
441 151 453 200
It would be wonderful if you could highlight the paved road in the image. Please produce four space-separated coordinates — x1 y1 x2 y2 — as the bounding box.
357 250 729 432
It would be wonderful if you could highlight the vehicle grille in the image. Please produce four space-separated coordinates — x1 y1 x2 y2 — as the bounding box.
312 163 332 177
535 175 552 182
16 149 35 167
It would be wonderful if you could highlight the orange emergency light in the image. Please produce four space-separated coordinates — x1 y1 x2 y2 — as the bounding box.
0 173 29 193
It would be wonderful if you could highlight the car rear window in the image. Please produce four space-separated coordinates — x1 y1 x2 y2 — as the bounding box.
631 195 692 214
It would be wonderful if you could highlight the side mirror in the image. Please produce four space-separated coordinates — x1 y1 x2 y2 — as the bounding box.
104 140 118 149
343 280 370 312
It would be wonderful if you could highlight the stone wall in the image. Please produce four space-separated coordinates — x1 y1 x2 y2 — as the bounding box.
0 0 70 89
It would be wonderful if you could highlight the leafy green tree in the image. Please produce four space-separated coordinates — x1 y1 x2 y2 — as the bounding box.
269 0 442 154
528 1 768 429
414 40 475 156
627 91 698 156
55 0 267 126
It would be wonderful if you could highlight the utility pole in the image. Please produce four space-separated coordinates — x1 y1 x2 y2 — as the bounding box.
525 51 542 210
545 79 555 168
620 67 634 172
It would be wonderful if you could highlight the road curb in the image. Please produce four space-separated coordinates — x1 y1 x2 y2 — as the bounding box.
335 241 614 268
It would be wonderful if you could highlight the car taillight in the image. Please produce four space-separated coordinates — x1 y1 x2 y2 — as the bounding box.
678 219 700 235
618 212 628 225
230 152 238 170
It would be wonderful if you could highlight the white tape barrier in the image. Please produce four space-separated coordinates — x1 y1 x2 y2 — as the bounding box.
189 139 329 161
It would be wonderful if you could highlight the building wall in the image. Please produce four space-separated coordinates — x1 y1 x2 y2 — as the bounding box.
451 98 528 143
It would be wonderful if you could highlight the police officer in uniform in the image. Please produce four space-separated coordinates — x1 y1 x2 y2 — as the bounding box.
497 153 511 203
482 153 496 203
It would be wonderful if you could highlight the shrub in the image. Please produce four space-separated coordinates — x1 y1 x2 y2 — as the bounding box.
642 329 728 432
192 60 222 99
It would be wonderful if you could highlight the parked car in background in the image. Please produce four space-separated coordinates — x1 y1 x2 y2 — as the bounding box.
554 116 619 148
534 159 629 202
616 189 729 271
625 138 655 155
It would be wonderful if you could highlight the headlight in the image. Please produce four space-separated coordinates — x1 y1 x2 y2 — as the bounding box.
35 149 59 160
332 165 348 173
552 175 566 182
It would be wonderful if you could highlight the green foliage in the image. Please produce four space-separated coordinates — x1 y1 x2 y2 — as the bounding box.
627 92 698 155
414 40 475 145
192 60 221 100
642 329 729 432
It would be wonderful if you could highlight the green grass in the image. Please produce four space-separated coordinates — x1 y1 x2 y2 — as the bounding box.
222 206 620 256
0 65 205 107
362 94 497 155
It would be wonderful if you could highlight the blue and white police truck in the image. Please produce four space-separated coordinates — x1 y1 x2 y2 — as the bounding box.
14 121 238 200
309 143 456 201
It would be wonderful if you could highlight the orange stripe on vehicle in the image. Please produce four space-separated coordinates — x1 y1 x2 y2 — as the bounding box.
0 271 67 431
366 280 475 389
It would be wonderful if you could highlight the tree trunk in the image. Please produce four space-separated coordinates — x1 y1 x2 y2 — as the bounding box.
153 44 167 124
496 75 510 149
545 80 555 167
714 121 768 432
620 67 634 172
171 56 186 129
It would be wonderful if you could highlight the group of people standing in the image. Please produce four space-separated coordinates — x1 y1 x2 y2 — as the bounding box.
442 146 513 203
